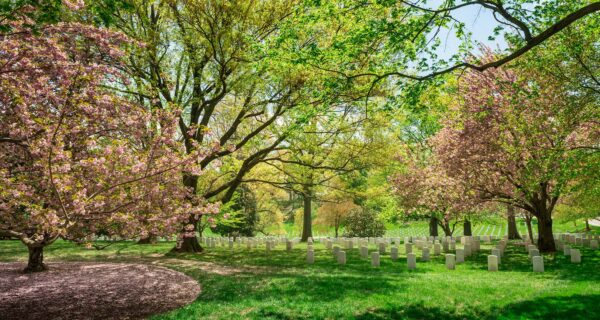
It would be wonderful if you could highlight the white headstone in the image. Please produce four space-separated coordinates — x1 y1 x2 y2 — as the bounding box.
422 247 430 262
371 252 380 267
434 243 441 255
532 255 544 272
563 245 571 256
464 243 472 257
391 246 399 260
337 250 346 265
456 249 465 263
570 249 581 263
307 250 314 264
491 248 501 264
379 242 386 254
360 246 369 258
473 240 481 252
529 248 540 261
416 240 423 250
591 240 598 250
488 255 498 271
445 254 456 270
405 243 413 254
407 253 416 270
333 246 340 258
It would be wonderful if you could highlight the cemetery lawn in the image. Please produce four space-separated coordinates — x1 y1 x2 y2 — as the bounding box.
1 240 600 320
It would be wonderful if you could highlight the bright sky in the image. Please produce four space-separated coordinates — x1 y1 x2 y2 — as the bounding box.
434 4 511 61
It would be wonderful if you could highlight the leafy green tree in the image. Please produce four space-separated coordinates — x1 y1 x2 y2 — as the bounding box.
111 0 314 251
212 185 257 237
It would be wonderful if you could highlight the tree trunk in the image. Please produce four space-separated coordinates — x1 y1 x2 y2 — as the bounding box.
171 216 203 253
429 217 439 237
438 219 452 236
301 193 313 241
585 219 590 232
525 214 534 243
507 205 521 240
441 224 452 236
463 219 472 236
172 174 203 253
24 246 47 273
536 214 556 253
137 234 158 244
175 236 203 253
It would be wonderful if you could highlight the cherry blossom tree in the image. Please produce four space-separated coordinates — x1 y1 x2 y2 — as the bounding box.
0 6 217 272
391 158 477 237
432 54 598 252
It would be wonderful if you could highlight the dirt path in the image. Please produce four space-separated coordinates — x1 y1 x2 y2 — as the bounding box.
0 262 200 320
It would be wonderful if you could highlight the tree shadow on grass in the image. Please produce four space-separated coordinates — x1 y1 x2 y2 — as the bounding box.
354 294 600 320
174 269 403 304
497 294 600 320
354 302 481 320
461 243 600 283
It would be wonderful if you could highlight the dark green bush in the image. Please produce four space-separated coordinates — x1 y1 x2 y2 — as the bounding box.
343 208 386 238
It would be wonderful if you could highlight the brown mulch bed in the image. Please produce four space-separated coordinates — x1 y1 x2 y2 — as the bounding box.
0 262 201 320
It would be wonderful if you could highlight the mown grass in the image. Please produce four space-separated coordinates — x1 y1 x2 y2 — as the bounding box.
383 218 599 238
2 235 600 320
215 218 599 238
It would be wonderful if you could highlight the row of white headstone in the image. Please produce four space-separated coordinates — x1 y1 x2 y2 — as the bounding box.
306 235 488 270
312 235 593 272
201 234 596 272
201 232 599 245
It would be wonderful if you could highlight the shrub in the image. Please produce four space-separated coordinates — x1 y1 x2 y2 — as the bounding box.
343 208 386 238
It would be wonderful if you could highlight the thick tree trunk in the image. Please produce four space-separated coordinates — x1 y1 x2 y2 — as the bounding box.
463 219 472 236
137 234 158 244
429 217 439 237
301 194 313 241
172 174 203 253
536 214 556 253
174 236 203 253
24 246 47 273
507 205 521 240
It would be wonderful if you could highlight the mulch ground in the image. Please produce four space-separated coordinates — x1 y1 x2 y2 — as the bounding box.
0 262 201 320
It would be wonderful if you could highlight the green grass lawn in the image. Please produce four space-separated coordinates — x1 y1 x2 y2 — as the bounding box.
383 218 599 238
239 218 599 238
2 237 600 320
